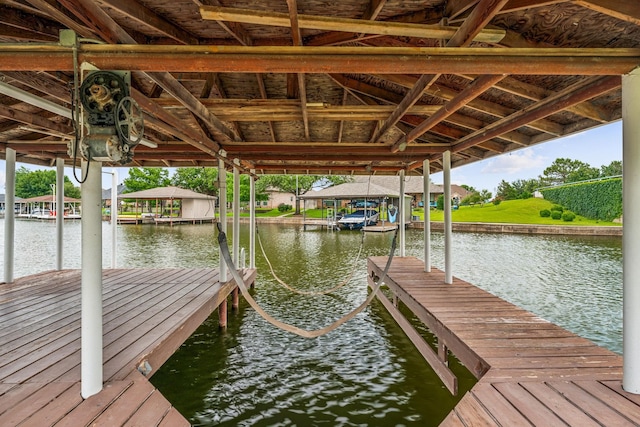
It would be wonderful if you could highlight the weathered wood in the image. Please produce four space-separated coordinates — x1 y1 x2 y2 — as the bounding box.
1 45 638 76
367 256 634 426
371 285 458 394
199 6 506 43
0 267 256 426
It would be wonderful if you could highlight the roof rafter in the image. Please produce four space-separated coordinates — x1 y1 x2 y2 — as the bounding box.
452 76 621 153
575 0 640 26
199 6 506 43
373 0 509 146
100 0 199 44
392 74 507 152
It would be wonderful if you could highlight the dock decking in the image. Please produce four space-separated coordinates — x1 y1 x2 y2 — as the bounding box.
367 256 639 426
0 267 256 426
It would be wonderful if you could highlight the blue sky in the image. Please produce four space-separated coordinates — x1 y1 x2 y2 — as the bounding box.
0 121 623 194
431 121 623 194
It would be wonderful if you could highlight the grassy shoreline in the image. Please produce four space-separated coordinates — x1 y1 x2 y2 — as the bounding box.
255 198 621 227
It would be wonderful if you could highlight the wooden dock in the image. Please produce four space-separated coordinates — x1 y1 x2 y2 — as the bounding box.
367 256 640 426
0 267 256 426
113 216 215 225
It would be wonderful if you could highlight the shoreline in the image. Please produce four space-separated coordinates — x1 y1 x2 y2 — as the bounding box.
241 216 623 237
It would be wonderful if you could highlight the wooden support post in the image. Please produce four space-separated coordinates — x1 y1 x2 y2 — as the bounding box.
438 340 449 366
218 297 228 328
232 287 239 310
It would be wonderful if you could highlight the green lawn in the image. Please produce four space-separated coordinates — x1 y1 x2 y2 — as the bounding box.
415 198 620 226
234 198 620 226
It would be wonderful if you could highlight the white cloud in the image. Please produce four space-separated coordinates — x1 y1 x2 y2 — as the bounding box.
480 148 547 175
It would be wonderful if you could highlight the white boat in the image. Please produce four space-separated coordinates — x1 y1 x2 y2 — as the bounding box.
338 209 379 230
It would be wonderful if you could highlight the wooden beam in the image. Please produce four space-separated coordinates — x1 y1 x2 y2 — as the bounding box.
151 100 441 121
362 0 388 21
376 74 565 135
99 0 199 44
23 0 98 39
287 0 310 141
393 74 507 152
1 45 638 75
379 0 508 146
199 6 506 43
452 76 621 153
368 74 438 142
575 0 640 26
0 105 72 136
224 143 445 155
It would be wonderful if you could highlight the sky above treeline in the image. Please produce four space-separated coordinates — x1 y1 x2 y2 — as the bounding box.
0 121 622 194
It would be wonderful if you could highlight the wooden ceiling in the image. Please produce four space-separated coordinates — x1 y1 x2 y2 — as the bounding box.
0 0 639 176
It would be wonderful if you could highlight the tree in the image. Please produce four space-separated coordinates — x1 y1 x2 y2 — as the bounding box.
600 160 622 177
496 180 517 200
123 167 170 192
172 167 218 196
566 164 600 183
15 167 80 199
256 175 351 214
540 158 596 186
511 178 540 199
460 184 477 193
479 189 492 205
63 181 81 199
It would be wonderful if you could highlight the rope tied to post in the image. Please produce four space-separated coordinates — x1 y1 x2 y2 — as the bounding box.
217 222 397 338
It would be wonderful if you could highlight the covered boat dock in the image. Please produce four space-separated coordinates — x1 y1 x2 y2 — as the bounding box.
1 0 640 425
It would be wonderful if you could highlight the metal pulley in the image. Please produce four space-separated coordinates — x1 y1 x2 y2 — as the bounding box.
76 70 143 164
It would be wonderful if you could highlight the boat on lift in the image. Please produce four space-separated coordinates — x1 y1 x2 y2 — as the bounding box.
338 209 379 230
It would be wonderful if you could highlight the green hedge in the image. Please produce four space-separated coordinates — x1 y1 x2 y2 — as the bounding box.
540 178 622 221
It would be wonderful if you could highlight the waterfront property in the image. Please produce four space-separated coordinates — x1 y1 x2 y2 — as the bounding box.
0 267 256 425
113 186 216 225
1 1 640 426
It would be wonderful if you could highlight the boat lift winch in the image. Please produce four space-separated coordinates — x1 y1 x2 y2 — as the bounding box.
73 70 144 164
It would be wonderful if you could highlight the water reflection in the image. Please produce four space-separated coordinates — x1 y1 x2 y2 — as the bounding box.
0 220 623 425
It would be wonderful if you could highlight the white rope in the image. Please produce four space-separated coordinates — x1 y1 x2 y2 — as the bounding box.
256 175 374 296
217 223 397 339
257 227 365 296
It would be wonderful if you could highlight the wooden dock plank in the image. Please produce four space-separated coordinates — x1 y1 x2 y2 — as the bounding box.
469 383 534 426
88 379 157 426
577 381 640 425
548 381 638 426
0 381 75 426
18 382 82 427
122 388 173 427
493 382 568 426
53 380 134 427
519 382 601 426
0 267 255 427
158 408 191 427
449 391 499 426
367 256 635 427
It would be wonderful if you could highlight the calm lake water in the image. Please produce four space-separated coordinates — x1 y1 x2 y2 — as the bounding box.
0 219 623 426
